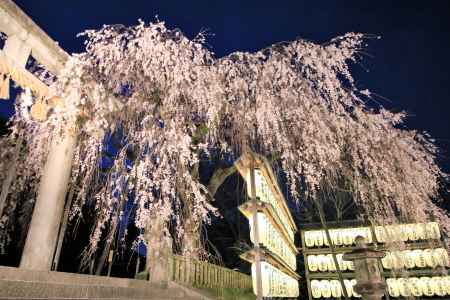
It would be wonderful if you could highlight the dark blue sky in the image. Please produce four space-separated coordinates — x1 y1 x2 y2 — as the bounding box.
3 0 450 171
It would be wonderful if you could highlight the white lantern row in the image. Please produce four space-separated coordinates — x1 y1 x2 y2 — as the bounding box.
248 169 295 242
311 279 361 298
382 248 449 270
249 212 297 270
252 261 299 298
304 227 373 248
375 222 441 243
386 276 450 297
307 254 355 272
305 222 442 248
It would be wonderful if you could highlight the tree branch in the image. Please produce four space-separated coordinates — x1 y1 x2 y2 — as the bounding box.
206 165 237 198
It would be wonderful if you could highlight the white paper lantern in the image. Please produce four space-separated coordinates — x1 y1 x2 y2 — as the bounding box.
432 277 446 297
415 223 426 240
421 277 434 297
404 224 415 241
314 231 324 247
434 248 449 267
305 231 315 248
330 280 342 298
414 249 426 268
398 224 409 242
444 276 450 295
343 229 353 246
404 250 415 269
429 276 439 296
320 280 332 298
252 262 299 298
311 280 322 299
307 255 318 272
317 254 328 272
397 278 411 297
386 278 400 298
426 222 441 240
408 277 422 297
424 248 437 268
382 252 393 269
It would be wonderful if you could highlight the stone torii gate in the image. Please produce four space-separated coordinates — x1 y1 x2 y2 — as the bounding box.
0 0 77 271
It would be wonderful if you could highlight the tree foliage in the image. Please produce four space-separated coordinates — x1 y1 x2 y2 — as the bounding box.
0 21 448 258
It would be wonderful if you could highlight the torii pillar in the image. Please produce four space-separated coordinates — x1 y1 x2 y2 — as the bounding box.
0 0 75 271
20 128 77 270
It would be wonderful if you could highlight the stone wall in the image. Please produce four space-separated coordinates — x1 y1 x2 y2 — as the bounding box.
0 266 215 299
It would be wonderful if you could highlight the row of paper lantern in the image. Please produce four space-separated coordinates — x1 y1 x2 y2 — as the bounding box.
311 277 450 298
252 262 299 298
374 222 441 243
311 279 360 298
305 222 442 248
249 212 297 270
251 169 295 242
381 248 450 269
386 276 450 297
304 227 373 248
307 254 354 272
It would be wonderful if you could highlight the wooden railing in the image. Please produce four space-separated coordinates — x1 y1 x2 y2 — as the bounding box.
169 255 252 291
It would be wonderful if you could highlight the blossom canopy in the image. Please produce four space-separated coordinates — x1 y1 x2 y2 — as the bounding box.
1 20 448 255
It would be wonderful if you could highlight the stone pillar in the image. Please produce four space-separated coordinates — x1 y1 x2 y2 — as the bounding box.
20 129 77 271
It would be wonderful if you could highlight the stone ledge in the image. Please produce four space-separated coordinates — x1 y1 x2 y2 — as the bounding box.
0 266 216 300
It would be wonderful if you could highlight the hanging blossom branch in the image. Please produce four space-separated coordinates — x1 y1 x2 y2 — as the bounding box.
0 20 448 256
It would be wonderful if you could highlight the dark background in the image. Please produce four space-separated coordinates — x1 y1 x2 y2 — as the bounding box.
2 0 450 172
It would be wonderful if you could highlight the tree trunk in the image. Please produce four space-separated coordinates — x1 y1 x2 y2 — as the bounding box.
206 165 236 198
145 214 172 287
180 164 238 258
182 217 201 257
0 137 22 219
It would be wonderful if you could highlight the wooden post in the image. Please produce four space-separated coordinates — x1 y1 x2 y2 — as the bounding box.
315 199 350 300
301 229 314 300
249 158 263 300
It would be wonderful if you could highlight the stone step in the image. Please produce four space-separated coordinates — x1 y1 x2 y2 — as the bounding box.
0 266 216 300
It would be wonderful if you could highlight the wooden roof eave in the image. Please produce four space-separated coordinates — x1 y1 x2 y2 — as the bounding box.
234 151 298 232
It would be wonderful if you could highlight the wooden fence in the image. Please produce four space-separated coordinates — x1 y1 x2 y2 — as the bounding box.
169 255 252 291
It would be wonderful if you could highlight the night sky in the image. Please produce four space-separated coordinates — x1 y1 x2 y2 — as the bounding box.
2 0 450 172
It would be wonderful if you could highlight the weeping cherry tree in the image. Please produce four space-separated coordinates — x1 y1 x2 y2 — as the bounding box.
0 21 448 277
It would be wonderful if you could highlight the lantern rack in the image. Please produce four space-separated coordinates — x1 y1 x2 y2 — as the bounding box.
299 220 450 300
